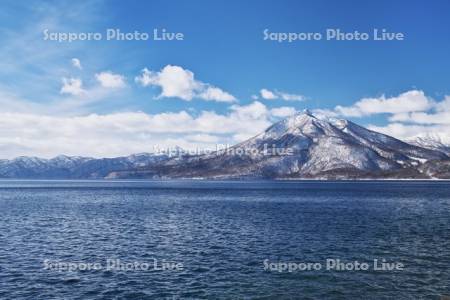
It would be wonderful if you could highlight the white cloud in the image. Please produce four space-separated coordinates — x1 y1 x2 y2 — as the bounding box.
230 101 269 120
368 123 450 143
0 105 447 159
260 88 277 100
95 71 126 88
389 111 450 125
60 77 85 96
135 65 236 102
198 86 235 102
327 90 450 136
0 101 288 158
361 92 450 142
316 90 450 142
260 88 305 101
335 90 433 117
278 91 305 101
54 72 128 114
311 108 338 119
71 58 82 69
270 106 297 117
186 134 220 143
436 95 450 112
386 95 450 125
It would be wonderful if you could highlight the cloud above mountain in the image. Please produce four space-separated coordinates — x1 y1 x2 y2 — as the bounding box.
259 88 305 101
135 65 236 103
320 90 450 142
334 90 433 117
0 101 298 158
270 106 296 117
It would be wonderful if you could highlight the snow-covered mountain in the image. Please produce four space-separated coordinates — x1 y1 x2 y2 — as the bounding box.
407 133 450 155
1 112 449 179
0 153 172 179
110 111 449 179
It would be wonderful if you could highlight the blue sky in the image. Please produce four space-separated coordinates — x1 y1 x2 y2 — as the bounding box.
0 0 450 158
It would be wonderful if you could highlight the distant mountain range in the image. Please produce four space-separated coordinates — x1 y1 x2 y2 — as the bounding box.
1 111 450 179
407 133 450 155
0 153 171 179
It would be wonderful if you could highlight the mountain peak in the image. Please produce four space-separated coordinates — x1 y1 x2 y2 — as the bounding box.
291 109 315 118
284 109 317 126
300 108 314 115
261 109 333 141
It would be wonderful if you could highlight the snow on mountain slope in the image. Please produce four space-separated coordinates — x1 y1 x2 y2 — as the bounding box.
237 111 399 174
0 112 448 179
119 111 448 179
407 133 450 155
333 119 447 161
0 153 171 179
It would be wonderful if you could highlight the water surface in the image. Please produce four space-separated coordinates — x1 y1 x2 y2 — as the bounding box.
0 180 449 299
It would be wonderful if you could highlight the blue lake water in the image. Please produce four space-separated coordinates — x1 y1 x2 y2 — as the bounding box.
0 180 449 299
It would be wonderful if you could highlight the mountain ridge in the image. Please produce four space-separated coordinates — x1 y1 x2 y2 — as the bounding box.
0 153 172 179
109 112 449 180
1 112 449 179
407 133 450 155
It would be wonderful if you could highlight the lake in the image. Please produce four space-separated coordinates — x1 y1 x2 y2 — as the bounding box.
0 180 449 299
